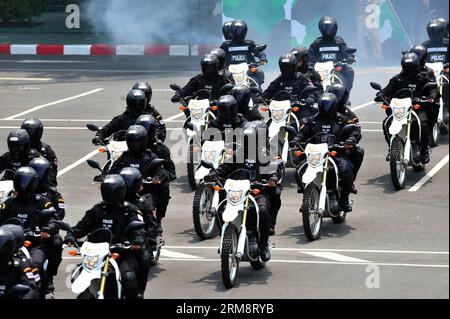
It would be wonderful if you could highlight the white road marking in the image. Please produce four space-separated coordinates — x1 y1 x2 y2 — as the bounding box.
0 119 110 122
0 126 87 130
350 101 376 112
164 112 184 122
0 77 51 81
360 121 382 124
302 251 370 263
57 149 99 178
4 88 104 120
16 60 97 64
0 68 196 74
160 249 203 259
362 129 383 132
409 154 449 192
164 245 449 255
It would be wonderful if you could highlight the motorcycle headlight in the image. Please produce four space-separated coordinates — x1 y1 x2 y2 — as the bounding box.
307 153 321 167
319 71 329 81
204 150 217 162
272 109 285 122
82 255 99 270
393 107 406 120
228 190 243 205
191 108 204 121
233 72 245 83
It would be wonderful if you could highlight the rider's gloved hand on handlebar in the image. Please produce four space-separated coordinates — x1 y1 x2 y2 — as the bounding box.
171 95 181 103
374 92 384 103
268 177 278 187
305 97 316 106
204 173 217 183
92 135 102 145
63 234 75 246
345 138 357 146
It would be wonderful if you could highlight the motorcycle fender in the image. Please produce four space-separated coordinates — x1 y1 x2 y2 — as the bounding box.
237 225 247 257
404 137 411 163
72 269 101 294
303 166 322 185
269 121 285 139
109 258 121 299
319 184 327 212
186 128 197 138
222 203 242 223
195 166 211 180
281 141 289 163
212 190 220 209
389 118 405 135
20 246 31 259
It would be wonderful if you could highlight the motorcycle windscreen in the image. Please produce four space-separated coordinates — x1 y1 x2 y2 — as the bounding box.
194 166 211 180
223 179 250 222
0 180 14 202
389 98 411 135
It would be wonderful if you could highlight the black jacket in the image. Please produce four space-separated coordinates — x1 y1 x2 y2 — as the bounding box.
240 107 263 122
39 186 65 220
70 201 145 245
178 73 231 101
148 142 176 182
35 142 58 187
298 66 324 98
97 110 142 141
262 75 310 101
220 40 268 66
309 36 352 64
145 104 167 142
0 150 40 180
422 39 449 64
0 257 39 299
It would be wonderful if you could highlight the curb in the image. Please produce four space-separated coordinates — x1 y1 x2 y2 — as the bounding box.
0 44 216 56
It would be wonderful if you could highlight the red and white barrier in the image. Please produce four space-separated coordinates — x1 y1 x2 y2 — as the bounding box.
0 44 215 56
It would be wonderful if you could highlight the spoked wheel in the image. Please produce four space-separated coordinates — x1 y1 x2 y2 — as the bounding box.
331 211 347 224
389 137 407 190
187 142 198 191
192 184 218 240
301 184 322 241
149 235 163 267
221 224 239 289
431 123 440 147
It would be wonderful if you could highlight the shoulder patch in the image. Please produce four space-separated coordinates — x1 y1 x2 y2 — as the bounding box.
44 201 53 209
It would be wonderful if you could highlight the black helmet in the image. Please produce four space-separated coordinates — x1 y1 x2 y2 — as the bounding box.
7 129 30 159
231 85 251 114
231 20 248 41
318 93 339 118
0 227 16 260
278 53 298 79
291 46 309 70
101 174 126 206
119 167 143 198
132 82 152 103
319 16 338 39
126 89 147 115
126 125 148 154
29 157 51 188
13 167 38 197
222 21 234 40
136 114 158 144
210 48 227 70
201 54 219 78
217 95 238 122
410 44 428 66
21 119 43 148
427 19 445 41
401 53 420 77
328 84 349 113
1 224 24 251
437 18 449 39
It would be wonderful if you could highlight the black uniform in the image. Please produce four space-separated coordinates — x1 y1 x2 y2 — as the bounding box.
380 70 440 149
33 142 58 187
422 39 449 64
96 110 145 142
262 75 310 102
339 108 364 180
69 201 146 299
177 73 231 102
145 104 167 142
0 194 56 297
309 36 355 91
0 150 39 180
0 257 39 299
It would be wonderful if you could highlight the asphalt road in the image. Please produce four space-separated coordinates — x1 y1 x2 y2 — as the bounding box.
0 56 448 299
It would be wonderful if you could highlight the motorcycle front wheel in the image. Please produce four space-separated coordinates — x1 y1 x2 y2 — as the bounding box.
192 184 218 240
301 183 322 241
389 137 407 190
221 224 239 289
187 142 197 191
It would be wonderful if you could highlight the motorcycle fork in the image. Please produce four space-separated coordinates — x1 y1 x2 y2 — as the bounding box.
98 255 110 299
319 155 330 214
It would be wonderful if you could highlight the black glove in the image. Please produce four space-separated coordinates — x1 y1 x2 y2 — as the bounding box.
257 96 266 104
92 135 102 145
305 97 316 106
374 92 384 103
171 95 181 103
345 138 357 146
64 234 75 245
204 173 217 183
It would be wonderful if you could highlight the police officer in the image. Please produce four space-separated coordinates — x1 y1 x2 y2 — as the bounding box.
0 167 57 299
231 85 263 122
65 175 146 299
132 82 167 142
205 121 283 261
291 46 324 98
376 53 439 164
20 119 58 187
294 94 359 212
0 129 39 180
0 225 39 299
423 19 449 65
135 115 176 226
29 157 65 297
93 89 148 144
210 48 234 82
408 45 435 79
309 16 356 91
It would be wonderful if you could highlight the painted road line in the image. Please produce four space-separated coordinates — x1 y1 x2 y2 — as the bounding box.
164 245 449 255
0 126 87 130
362 129 383 132
4 88 104 120
302 251 371 263
0 77 52 81
160 249 203 259
0 68 196 74
350 101 376 112
409 154 449 192
57 149 99 178
0 119 111 122
164 112 184 122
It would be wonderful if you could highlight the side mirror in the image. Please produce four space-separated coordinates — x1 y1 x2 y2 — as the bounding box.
149 158 164 169
53 220 72 232
200 160 215 170
370 82 382 91
282 125 297 137
342 124 357 139
87 159 103 172
86 123 100 132
37 208 55 225
421 82 438 93
184 122 194 131
257 44 267 52
123 221 145 237
301 85 317 97
170 83 182 91
401 49 409 55
5 284 31 299
219 83 234 95
1 217 23 227
346 47 357 54
249 86 262 95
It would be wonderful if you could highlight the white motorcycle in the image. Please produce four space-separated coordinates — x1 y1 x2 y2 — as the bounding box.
297 131 354 241
192 141 225 240
426 62 449 145
66 221 145 299
314 48 356 91
371 82 437 190
170 84 218 191
0 170 15 203
204 166 268 289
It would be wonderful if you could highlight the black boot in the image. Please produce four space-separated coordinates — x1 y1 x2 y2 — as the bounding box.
260 241 271 262
420 146 431 164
